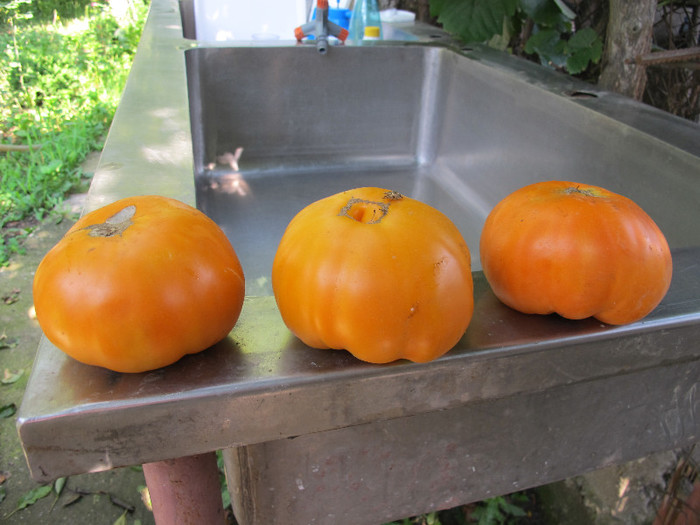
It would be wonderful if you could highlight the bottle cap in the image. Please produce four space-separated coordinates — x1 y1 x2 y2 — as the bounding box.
364 26 380 38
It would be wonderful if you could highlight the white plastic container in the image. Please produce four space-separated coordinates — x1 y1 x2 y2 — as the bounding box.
194 0 308 41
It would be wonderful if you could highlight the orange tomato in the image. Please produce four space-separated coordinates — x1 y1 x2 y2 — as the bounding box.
272 187 474 363
33 196 245 372
479 181 672 324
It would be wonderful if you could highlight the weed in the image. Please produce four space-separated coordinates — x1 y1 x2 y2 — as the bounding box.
0 0 147 264
469 495 528 524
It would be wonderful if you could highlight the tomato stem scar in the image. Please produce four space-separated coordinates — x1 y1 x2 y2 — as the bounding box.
564 186 599 198
83 205 136 237
338 191 403 224
339 198 389 224
383 190 404 200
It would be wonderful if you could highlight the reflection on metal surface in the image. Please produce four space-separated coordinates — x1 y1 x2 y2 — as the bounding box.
187 45 700 290
204 147 251 196
207 170 250 195
214 148 243 169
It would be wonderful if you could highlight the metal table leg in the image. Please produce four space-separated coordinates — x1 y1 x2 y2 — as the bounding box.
143 452 225 525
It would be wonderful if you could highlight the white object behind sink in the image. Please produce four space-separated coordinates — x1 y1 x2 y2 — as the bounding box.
193 0 308 41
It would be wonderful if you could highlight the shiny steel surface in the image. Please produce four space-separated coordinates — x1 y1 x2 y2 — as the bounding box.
18 1 700 514
225 346 698 524
189 44 700 295
19 252 700 483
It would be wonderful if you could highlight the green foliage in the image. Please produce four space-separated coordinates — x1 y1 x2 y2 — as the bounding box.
386 511 442 525
563 28 603 74
216 450 232 510
430 0 518 43
0 0 34 25
383 492 530 524
470 495 528 524
1 0 93 25
430 0 602 75
0 1 147 264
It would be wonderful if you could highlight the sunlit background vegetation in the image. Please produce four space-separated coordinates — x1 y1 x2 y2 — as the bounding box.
0 0 148 264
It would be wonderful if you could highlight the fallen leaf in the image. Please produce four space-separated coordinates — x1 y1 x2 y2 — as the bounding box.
50 477 68 511
2 369 23 385
139 485 152 511
61 492 82 507
2 289 20 305
5 484 53 518
54 477 66 496
0 332 18 350
0 403 16 418
113 510 128 525
0 471 9 484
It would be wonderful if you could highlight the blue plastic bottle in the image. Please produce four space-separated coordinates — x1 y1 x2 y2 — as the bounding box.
349 0 382 44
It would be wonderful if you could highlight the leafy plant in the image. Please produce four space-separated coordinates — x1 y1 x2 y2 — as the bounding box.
216 451 232 510
430 0 603 75
0 0 34 26
1 0 94 25
470 495 528 524
430 0 518 43
386 512 442 525
0 0 147 265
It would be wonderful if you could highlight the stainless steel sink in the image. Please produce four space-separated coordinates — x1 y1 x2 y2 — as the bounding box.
18 1 700 523
184 44 700 522
187 45 700 296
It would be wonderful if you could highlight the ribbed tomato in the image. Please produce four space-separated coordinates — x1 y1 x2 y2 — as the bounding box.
479 181 672 325
272 187 474 364
33 195 245 372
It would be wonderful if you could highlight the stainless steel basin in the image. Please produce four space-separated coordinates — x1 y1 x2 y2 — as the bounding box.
187 45 700 295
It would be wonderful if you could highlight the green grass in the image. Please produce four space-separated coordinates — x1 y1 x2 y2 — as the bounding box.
0 0 148 264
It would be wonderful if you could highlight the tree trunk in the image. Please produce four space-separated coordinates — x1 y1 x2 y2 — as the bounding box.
598 0 657 100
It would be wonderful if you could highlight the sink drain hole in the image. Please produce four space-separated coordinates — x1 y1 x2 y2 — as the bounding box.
568 90 599 99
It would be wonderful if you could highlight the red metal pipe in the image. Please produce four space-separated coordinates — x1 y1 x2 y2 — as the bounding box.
143 452 226 525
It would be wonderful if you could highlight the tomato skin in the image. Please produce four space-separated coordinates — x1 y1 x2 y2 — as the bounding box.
479 181 672 325
33 196 245 373
272 187 474 364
